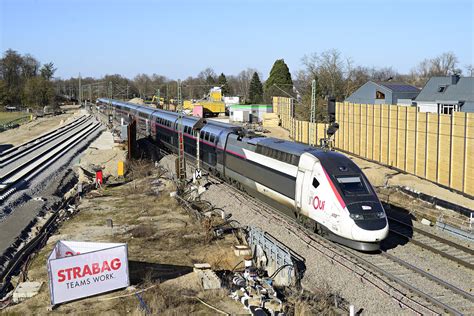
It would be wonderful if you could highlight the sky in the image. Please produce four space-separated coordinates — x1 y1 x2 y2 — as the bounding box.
1 0 473 80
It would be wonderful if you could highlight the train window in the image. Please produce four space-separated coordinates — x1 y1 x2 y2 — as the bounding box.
210 134 215 143
200 131 205 138
205 132 210 141
336 176 369 195
312 178 320 189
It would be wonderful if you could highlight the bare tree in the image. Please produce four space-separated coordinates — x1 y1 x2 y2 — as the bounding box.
466 64 474 77
410 52 461 86
133 73 151 98
235 68 260 102
430 52 459 75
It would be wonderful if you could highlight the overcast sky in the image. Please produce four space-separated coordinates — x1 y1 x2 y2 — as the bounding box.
1 0 473 80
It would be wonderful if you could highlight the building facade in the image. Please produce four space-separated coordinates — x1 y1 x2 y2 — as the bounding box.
346 81 420 105
414 75 474 114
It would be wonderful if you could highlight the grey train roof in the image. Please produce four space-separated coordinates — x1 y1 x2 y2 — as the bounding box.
100 99 352 172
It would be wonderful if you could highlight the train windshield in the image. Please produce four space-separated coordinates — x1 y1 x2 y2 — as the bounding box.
336 176 368 195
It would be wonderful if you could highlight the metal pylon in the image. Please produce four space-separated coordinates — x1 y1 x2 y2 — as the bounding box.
177 80 186 187
310 79 316 146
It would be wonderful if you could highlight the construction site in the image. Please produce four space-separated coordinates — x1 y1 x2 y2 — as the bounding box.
1 1 473 314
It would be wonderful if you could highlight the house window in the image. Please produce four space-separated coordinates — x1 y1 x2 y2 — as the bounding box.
375 91 385 99
438 85 446 93
439 104 458 115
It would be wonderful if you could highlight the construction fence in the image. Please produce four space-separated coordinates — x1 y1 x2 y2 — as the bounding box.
272 97 474 197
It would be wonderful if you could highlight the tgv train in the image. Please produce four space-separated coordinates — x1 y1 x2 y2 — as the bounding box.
97 98 389 251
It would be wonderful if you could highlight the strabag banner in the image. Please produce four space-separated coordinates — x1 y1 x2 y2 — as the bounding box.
47 240 129 305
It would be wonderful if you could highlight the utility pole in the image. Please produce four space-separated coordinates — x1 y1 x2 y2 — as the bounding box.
176 79 186 190
156 88 160 107
108 82 113 99
310 79 316 146
78 73 82 106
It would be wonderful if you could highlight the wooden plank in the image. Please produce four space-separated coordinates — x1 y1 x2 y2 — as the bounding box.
317 123 326 145
373 105 382 162
437 114 451 186
464 113 474 196
380 105 390 164
343 103 350 151
348 103 354 153
397 106 407 170
388 105 398 167
450 112 465 192
415 112 428 178
405 107 417 174
335 103 341 147
360 104 367 158
426 113 439 182
367 105 374 160
353 104 361 155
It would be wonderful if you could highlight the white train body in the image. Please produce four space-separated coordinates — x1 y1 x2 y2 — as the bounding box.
98 98 389 251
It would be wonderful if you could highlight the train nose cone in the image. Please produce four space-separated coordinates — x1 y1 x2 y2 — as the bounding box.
351 221 389 242
347 202 389 241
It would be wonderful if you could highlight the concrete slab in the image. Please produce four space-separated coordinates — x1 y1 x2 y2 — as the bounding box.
12 281 43 303
198 270 221 290
193 263 221 289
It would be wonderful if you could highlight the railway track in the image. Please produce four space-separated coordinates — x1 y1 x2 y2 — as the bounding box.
0 115 89 163
203 173 474 315
387 216 474 270
0 116 101 202
142 137 474 315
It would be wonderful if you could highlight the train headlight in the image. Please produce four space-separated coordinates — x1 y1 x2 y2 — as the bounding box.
376 211 386 219
350 214 364 220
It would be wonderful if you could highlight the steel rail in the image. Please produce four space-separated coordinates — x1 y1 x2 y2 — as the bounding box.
0 116 89 168
0 115 88 159
0 121 101 200
388 216 474 270
0 120 95 184
381 251 473 302
125 129 471 315
214 177 441 315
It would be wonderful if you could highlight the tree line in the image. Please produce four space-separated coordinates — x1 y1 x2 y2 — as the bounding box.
0 49 57 109
1 48 471 118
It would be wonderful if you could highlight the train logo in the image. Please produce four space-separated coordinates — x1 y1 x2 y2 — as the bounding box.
312 196 325 211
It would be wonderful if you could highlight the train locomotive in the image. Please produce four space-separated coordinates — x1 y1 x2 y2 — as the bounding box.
97 98 389 251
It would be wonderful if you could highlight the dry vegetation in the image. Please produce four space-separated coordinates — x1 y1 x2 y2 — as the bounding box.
3 169 244 315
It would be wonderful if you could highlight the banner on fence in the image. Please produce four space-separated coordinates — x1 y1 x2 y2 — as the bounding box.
47 241 129 305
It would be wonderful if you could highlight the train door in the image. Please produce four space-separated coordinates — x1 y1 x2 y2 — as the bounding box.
296 154 328 226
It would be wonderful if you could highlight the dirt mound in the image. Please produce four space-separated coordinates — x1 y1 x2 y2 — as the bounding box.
128 98 145 105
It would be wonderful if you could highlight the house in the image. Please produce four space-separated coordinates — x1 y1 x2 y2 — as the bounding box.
346 81 420 105
414 75 474 114
229 104 273 123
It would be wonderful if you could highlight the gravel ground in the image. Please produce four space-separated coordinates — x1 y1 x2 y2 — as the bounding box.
0 120 103 256
386 242 473 294
158 155 413 315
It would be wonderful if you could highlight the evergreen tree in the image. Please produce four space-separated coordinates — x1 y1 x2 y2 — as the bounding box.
206 74 216 86
263 59 293 103
248 72 263 104
217 73 231 95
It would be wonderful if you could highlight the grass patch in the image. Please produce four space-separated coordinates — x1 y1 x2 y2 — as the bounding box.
0 112 30 126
